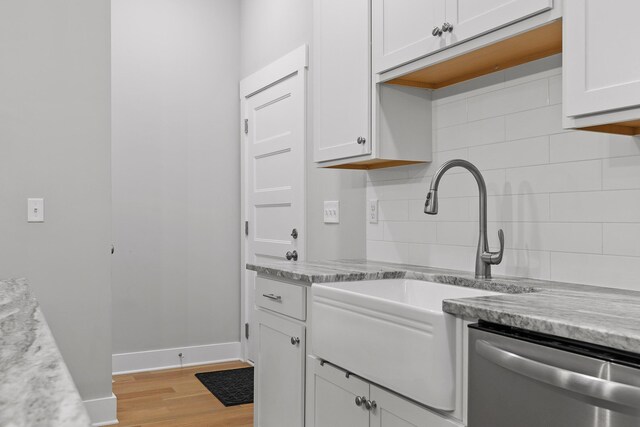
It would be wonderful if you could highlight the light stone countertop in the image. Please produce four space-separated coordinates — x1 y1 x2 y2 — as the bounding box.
247 259 640 354
0 278 92 426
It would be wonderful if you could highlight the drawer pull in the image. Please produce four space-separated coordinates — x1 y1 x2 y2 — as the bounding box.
262 293 282 302
291 336 300 346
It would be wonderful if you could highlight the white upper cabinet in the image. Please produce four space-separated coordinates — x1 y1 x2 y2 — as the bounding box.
372 0 446 73
444 0 552 46
313 0 371 163
373 0 553 74
564 0 640 118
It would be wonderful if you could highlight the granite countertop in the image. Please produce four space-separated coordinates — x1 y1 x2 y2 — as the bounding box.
0 279 92 426
247 260 640 354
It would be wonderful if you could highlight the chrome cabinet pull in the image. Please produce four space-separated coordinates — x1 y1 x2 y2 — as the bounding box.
432 26 442 37
369 400 377 410
290 228 298 239
355 396 363 407
356 136 366 145
290 336 300 346
262 293 282 302
285 250 298 261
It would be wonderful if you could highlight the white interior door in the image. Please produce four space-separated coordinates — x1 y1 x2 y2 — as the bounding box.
243 70 306 362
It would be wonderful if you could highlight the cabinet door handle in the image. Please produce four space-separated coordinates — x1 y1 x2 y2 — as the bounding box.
262 293 282 302
356 136 366 145
285 250 298 261
432 26 442 37
441 22 453 33
290 336 300 346
355 396 363 407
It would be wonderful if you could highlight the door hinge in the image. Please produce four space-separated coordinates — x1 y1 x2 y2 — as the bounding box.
245 322 250 339
245 220 249 236
244 119 249 134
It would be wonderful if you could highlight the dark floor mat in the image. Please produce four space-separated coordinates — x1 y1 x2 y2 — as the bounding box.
195 367 254 406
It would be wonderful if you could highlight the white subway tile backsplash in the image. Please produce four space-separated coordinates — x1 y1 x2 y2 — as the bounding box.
548 75 562 105
408 243 476 271
550 190 640 223
551 252 640 291
603 223 640 257
491 249 551 280
603 155 640 190
378 200 409 221
505 160 601 194
550 131 640 163
505 104 564 141
367 221 384 241
468 136 549 171
467 78 549 122
367 240 409 264
408 197 471 222
384 221 437 244
436 116 505 151
504 222 602 254
437 222 477 246
368 61 640 292
437 168 506 197
487 194 550 222
435 99 467 128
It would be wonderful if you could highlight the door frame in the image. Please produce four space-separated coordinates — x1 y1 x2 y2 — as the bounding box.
239 45 308 362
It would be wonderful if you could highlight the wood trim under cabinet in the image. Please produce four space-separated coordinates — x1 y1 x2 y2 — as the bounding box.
324 159 426 170
580 120 640 136
386 19 562 90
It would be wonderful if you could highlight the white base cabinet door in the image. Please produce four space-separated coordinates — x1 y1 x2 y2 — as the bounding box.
370 386 461 427
311 359 370 427
254 310 305 427
564 0 640 118
309 358 462 427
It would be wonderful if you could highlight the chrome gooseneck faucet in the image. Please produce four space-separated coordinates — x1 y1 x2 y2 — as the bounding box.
424 159 504 279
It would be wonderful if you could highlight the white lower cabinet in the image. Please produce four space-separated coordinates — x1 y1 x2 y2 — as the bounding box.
254 309 305 427
310 358 462 427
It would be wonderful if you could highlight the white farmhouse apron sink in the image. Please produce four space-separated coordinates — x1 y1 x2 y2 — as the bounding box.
311 279 500 411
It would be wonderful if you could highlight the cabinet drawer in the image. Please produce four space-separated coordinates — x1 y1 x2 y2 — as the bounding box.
256 277 306 321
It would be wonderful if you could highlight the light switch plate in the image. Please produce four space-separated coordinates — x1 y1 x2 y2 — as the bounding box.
323 200 339 224
27 198 44 223
369 199 378 223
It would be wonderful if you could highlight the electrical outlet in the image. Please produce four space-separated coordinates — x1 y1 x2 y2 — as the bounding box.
323 201 339 224
27 198 44 223
369 199 378 223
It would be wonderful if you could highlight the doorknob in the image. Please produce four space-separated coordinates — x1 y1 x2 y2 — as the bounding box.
291 228 298 239
285 250 298 261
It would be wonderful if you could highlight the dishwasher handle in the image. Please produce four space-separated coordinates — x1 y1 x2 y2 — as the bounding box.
476 339 640 408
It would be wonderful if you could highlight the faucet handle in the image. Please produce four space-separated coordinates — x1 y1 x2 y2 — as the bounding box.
482 229 504 265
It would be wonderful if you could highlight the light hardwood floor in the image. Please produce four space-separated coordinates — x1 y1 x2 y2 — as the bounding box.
109 361 254 427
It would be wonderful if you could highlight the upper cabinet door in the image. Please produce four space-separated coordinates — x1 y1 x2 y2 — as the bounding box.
313 0 371 163
444 0 552 46
372 0 446 73
564 0 640 117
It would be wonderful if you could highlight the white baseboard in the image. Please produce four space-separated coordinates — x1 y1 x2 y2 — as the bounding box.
84 393 118 426
112 341 242 375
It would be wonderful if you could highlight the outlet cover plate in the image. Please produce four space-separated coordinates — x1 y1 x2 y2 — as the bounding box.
324 200 339 224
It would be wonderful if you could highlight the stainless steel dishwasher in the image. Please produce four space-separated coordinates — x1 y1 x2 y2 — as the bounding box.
468 322 640 427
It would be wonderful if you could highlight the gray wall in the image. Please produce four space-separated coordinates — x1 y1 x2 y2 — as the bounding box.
0 0 112 400
111 0 241 353
241 0 367 261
